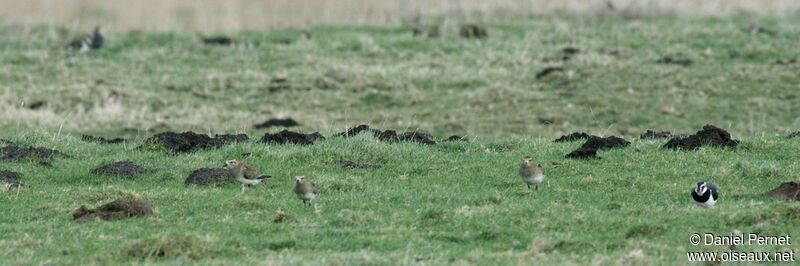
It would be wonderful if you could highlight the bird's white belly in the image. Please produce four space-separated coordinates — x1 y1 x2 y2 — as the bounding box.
299 193 316 200
237 176 262 185
524 173 544 184
696 195 716 208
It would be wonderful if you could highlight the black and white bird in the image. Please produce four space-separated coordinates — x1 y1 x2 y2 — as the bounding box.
691 181 719 208
66 26 104 52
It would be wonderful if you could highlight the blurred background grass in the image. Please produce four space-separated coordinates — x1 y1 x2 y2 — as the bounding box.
0 1 798 139
2 0 800 32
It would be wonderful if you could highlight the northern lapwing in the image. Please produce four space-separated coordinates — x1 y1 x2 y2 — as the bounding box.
691 181 719 208
66 26 104 52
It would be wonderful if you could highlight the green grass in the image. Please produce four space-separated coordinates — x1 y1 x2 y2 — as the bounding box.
1 16 799 138
1 131 798 264
2 15 800 265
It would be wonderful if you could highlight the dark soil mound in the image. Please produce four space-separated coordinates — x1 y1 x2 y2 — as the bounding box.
566 148 599 159
267 77 292 92
561 47 580 61
585 136 630 150
444 135 467 141
459 24 488 39
398 132 437 145
335 125 437 145
566 136 630 159
663 125 738 150
765 181 800 201
201 36 235 46
261 130 324 145
0 170 22 189
147 132 246 153
73 198 153 223
536 66 564 79
554 132 592 142
185 168 235 186
254 118 300 129
27 101 47 110
640 130 672 139
91 161 146 179
82 135 126 144
210 134 249 145
412 26 440 38
562 46 580 55
655 56 692 66
335 124 377 137
775 59 797 65
787 131 800 139
333 160 382 169
0 144 62 165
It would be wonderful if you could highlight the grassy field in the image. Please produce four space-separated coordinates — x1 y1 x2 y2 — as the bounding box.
1 131 799 264
1 15 800 265
2 16 800 139
2 0 799 32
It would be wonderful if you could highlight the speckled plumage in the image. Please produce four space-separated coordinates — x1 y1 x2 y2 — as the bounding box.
225 159 270 192
293 176 318 205
519 156 544 190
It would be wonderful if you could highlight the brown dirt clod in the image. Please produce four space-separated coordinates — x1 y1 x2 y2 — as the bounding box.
82 135 126 144
0 170 22 189
655 56 693 66
211 134 249 145
0 143 62 166
72 198 153 223
185 168 234 186
412 26 440 38
554 132 592 142
147 132 248 153
536 66 564 79
561 46 580 61
765 181 800 201
444 135 467 142
335 124 437 145
201 36 235 45
663 125 738 150
640 130 672 139
459 24 488 39
261 129 324 145
27 101 47 110
333 160 382 170
91 161 146 179
566 136 630 160
253 118 300 129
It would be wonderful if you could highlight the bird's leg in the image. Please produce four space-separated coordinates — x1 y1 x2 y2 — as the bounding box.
535 184 539 191
527 184 531 189
240 184 245 194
